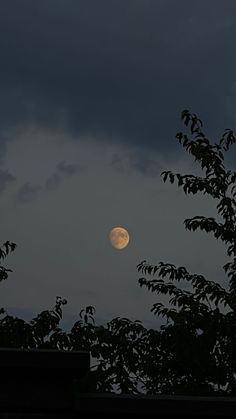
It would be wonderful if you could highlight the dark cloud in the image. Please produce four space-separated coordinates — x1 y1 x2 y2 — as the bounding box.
16 183 42 203
0 139 7 165
129 153 161 177
45 173 62 191
56 161 82 177
111 151 161 176
45 160 83 191
0 169 16 191
0 0 236 153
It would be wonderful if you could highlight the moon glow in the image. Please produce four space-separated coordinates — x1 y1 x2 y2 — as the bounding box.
109 227 130 250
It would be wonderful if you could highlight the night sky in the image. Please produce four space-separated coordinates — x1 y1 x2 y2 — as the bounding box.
1 0 236 330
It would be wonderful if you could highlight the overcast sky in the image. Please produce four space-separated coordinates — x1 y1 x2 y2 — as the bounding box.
1 0 236 330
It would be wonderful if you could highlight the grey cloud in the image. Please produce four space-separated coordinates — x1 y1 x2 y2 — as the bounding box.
111 151 161 176
45 173 62 191
0 0 235 154
0 169 16 191
129 153 161 177
56 161 82 177
45 160 83 191
16 183 42 203
111 154 128 173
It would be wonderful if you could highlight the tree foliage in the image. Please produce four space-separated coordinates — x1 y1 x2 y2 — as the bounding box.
137 109 236 394
1 110 236 396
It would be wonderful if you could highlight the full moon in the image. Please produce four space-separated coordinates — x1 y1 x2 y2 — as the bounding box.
109 227 130 250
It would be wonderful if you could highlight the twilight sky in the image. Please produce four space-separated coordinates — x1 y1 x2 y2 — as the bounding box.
1 0 236 330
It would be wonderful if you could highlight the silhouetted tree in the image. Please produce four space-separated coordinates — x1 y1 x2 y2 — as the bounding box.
137 110 236 395
0 241 16 319
0 240 69 349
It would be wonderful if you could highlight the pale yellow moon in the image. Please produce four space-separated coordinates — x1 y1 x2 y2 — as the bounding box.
109 227 130 250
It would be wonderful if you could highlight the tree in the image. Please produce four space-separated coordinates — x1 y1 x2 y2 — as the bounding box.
0 240 17 318
0 239 69 349
137 110 236 395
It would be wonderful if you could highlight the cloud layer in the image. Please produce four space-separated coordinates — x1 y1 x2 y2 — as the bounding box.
0 0 236 154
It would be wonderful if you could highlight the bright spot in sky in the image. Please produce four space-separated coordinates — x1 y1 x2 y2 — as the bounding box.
109 227 130 250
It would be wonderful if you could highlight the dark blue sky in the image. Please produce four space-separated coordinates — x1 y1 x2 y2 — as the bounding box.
0 0 235 329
